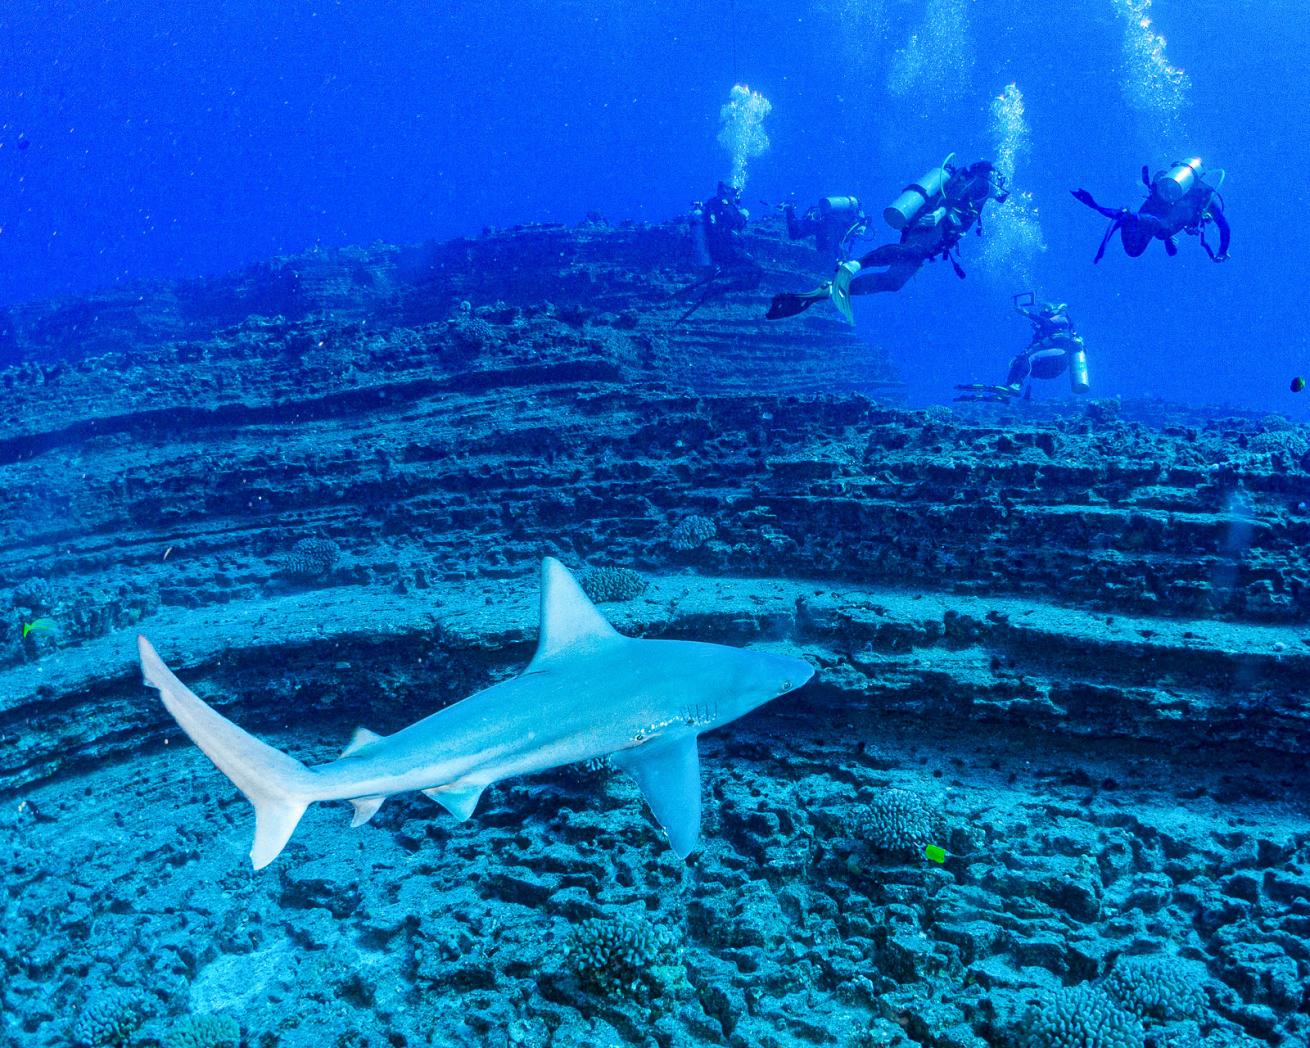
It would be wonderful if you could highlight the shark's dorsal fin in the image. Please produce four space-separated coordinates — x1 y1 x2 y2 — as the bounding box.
527 557 621 668
341 728 384 758
612 735 702 859
423 783 485 822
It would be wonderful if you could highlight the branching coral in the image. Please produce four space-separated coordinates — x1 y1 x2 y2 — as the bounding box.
1020 984 1145 1048
669 515 717 552
581 566 648 604
1104 954 1208 1023
565 915 687 1006
853 787 942 859
72 989 146 1048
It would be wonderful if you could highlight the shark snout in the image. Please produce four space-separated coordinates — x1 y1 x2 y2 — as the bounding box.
764 653 814 698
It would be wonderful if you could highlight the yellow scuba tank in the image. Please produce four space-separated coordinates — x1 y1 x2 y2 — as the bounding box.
1069 344 1090 394
1154 158 1204 204
884 153 954 230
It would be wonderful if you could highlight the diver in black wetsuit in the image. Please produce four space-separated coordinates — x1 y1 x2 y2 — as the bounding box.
766 157 1008 325
677 182 763 322
783 196 869 264
1072 158 1230 263
956 295 1090 402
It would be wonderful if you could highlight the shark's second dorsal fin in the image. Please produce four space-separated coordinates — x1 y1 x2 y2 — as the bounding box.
612 735 702 859
528 557 621 668
341 728 384 758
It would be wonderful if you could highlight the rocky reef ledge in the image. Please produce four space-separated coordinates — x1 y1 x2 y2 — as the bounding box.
0 218 1307 1047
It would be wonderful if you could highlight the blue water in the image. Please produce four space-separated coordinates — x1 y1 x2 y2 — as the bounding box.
2 0 1307 409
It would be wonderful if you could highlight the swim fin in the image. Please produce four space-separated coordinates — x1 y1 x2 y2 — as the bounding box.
830 260 861 325
765 283 830 320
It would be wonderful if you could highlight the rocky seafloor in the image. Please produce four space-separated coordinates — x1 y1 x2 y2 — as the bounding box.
0 217 1308 1048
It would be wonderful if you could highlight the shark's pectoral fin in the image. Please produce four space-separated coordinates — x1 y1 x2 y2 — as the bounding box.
349 796 386 827
612 735 702 859
423 783 485 822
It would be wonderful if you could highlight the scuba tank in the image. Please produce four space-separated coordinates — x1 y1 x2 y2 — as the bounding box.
688 202 711 267
820 196 861 218
1069 345 1090 394
884 152 954 230
1154 158 1204 204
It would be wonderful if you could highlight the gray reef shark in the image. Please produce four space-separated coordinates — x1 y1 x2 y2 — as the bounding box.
138 557 813 869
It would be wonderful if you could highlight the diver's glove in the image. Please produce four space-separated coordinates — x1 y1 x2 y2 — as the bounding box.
830 260 861 325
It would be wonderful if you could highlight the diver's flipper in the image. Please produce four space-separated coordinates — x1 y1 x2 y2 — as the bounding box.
1141 165 1152 189
1163 236 1178 257
954 383 1020 403
830 262 860 325
765 284 829 321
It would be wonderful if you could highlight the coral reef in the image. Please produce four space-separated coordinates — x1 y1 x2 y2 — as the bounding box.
580 566 648 604
1104 954 1208 1023
668 515 717 552
853 787 942 859
71 990 145 1048
281 538 341 581
0 218 1305 1048
162 1014 241 1048
564 915 687 1007
1019 985 1145 1048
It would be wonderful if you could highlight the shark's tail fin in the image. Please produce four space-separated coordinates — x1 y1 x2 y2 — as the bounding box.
138 635 317 869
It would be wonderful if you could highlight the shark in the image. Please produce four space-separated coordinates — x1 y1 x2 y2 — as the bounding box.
138 557 813 869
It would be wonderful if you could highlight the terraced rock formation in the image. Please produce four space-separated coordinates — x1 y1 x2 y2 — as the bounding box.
0 219 1307 1047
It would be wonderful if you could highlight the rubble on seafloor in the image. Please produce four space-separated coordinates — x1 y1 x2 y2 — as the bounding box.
0 218 1307 1047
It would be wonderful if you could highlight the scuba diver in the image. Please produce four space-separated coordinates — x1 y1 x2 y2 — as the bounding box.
783 195 869 263
766 155 1009 325
955 294 1090 402
1072 157 1230 263
678 181 762 322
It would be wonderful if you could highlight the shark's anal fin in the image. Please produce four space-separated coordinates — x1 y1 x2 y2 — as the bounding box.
341 728 384 758
527 557 621 670
423 783 485 822
349 796 385 827
612 735 702 859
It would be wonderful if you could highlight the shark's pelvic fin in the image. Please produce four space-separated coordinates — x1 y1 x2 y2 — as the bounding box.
423 783 485 821
349 796 386 827
138 635 316 870
612 735 703 859
341 727 384 758
527 557 621 670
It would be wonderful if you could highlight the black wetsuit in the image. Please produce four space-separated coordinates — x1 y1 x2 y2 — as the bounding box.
847 162 1005 295
765 161 1006 321
1072 166 1230 263
1005 306 1081 387
703 183 752 268
676 182 762 322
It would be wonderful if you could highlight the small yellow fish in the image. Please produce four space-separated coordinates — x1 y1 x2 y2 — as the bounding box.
22 618 56 638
